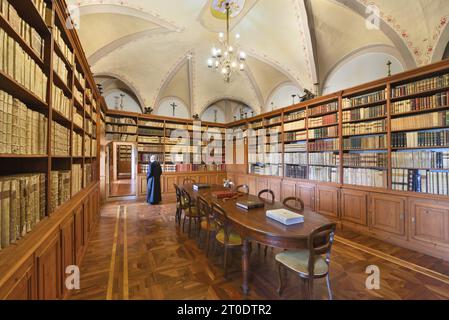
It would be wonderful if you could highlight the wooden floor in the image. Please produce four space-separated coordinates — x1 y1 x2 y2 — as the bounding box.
67 199 449 300
110 179 136 197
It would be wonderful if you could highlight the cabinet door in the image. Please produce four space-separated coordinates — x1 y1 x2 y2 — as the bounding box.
198 175 208 184
83 200 90 244
36 232 61 300
282 181 296 201
316 186 339 218
247 176 257 195
256 178 268 197
0 257 35 300
74 205 84 265
341 189 368 226
297 184 316 211
410 199 449 247
165 175 177 193
139 176 147 196
61 217 75 297
370 194 406 236
236 174 248 187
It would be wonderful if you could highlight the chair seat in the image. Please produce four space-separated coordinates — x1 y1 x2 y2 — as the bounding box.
200 220 217 231
275 250 329 276
216 229 242 246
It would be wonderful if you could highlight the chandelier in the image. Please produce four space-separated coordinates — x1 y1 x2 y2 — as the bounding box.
207 1 246 82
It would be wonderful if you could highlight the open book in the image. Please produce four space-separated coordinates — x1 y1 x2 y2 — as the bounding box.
266 209 304 225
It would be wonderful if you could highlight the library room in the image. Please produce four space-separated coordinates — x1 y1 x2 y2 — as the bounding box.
2 0 449 308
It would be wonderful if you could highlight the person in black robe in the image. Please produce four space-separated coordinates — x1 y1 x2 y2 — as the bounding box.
147 155 162 205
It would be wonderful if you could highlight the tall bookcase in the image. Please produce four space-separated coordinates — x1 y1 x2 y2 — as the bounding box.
0 0 101 252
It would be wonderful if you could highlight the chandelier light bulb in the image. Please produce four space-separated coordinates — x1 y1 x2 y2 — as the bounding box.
231 61 237 68
239 51 246 61
221 67 228 74
236 33 240 40
208 59 213 68
229 46 234 53
240 63 245 71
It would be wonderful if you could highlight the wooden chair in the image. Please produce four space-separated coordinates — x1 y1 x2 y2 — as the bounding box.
211 202 243 278
258 189 275 204
183 178 197 185
197 196 217 256
234 184 249 194
181 189 200 237
283 197 305 213
276 223 337 300
173 184 184 226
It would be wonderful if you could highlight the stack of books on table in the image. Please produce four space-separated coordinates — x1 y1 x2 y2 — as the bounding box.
192 184 210 191
266 209 304 226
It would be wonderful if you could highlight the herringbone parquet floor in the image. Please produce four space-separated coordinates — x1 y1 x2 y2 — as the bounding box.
67 200 449 300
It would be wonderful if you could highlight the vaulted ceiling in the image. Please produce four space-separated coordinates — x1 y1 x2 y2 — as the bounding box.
69 0 449 114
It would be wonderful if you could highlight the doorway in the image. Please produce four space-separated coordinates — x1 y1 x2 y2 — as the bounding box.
107 142 137 198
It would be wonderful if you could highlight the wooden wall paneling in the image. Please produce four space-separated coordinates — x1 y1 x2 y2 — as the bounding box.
316 185 339 218
247 176 257 195
256 177 268 198
341 189 368 226
0 257 35 300
296 183 316 210
198 175 208 184
281 180 296 201
267 178 282 202
370 193 406 237
83 199 90 251
74 205 84 265
60 216 75 297
410 199 449 248
235 174 248 187
165 175 177 193
36 232 61 300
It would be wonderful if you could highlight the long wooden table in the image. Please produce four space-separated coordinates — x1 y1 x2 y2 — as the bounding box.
182 185 331 294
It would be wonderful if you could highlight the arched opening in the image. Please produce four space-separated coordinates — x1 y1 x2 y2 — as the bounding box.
201 99 255 123
156 97 190 119
266 83 303 112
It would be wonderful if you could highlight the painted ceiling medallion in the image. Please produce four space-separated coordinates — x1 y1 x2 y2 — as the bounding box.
211 0 246 19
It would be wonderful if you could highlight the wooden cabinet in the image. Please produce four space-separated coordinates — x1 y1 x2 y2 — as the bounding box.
267 178 282 202
410 199 449 247
370 194 406 236
235 174 248 187
198 175 208 184
0 257 35 300
138 175 147 196
247 176 257 195
36 232 61 300
282 180 296 200
316 186 339 218
256 177 268 197
341 189 368 226
61 216 75 297
164 175 177 193
297 183 315 210
74 205 84 265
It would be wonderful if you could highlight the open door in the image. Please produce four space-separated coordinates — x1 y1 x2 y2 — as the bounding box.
108 142 138 198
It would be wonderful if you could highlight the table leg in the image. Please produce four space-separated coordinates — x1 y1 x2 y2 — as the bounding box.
242 238 250 295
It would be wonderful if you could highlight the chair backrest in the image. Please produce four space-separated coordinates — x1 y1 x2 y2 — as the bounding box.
283 197 305 213
235 184 249 195
183 178 197 185
181 188 193 208
197 196 211 218
307 223 337 277
258 189 275 204
210 202 226 230
174 184 182 202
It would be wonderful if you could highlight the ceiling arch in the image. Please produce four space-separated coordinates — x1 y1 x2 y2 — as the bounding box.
432 22 449 62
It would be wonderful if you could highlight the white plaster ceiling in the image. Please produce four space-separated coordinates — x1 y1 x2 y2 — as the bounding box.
69 0 449 115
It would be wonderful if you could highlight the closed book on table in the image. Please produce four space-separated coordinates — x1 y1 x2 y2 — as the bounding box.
266 209 304 226
212 191 238 199
236 199 264 210
193 184 210 191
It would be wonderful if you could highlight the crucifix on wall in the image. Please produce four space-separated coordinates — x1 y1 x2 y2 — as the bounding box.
170 102 178 117
120 93 125 110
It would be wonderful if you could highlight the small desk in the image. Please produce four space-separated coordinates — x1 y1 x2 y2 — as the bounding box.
182 184 331 294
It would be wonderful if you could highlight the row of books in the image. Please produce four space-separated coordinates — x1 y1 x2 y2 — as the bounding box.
248 152 282 164
72 164 82 196
73 109 83 128
72 132 82 157
0 173 46 251
343 90 386 109
0 28 47 100
84 163 92 187
392 169 449 195
50 170 70 213
106 124 137 134
308 114 338 128
391 73 449 98
74 85 83 104
0 0 44 60
138 145 164 153
249 164 282 176
342 119 386 136
285 165 307 179
52 84 71 120
284 130 307 142
138 120 164 128
309 166 339 183
309 152 340 166
392 151 449 169
308 126 338 139
391 130 449 148
92 139 97 158
343 152 388 168
31 0 49 22
391 91 449 114
105 116 136 125
137 128 164 136
54 25 74 66
84 136 91 157
53 51 69 87
166 123 187 130
308 139 339 152
51 121 70 156
343 168 387 188
342 105 386 122
138 136 160 144
391 110 449 131
343 135 387 150
284 142 307 153
284 120 305 132
106 133 137 142
308 101 339 116
284 152 307 165
0 90 47 155
165 145 196 153
265 116 281 126
74 68 85 89
285 110 306 122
